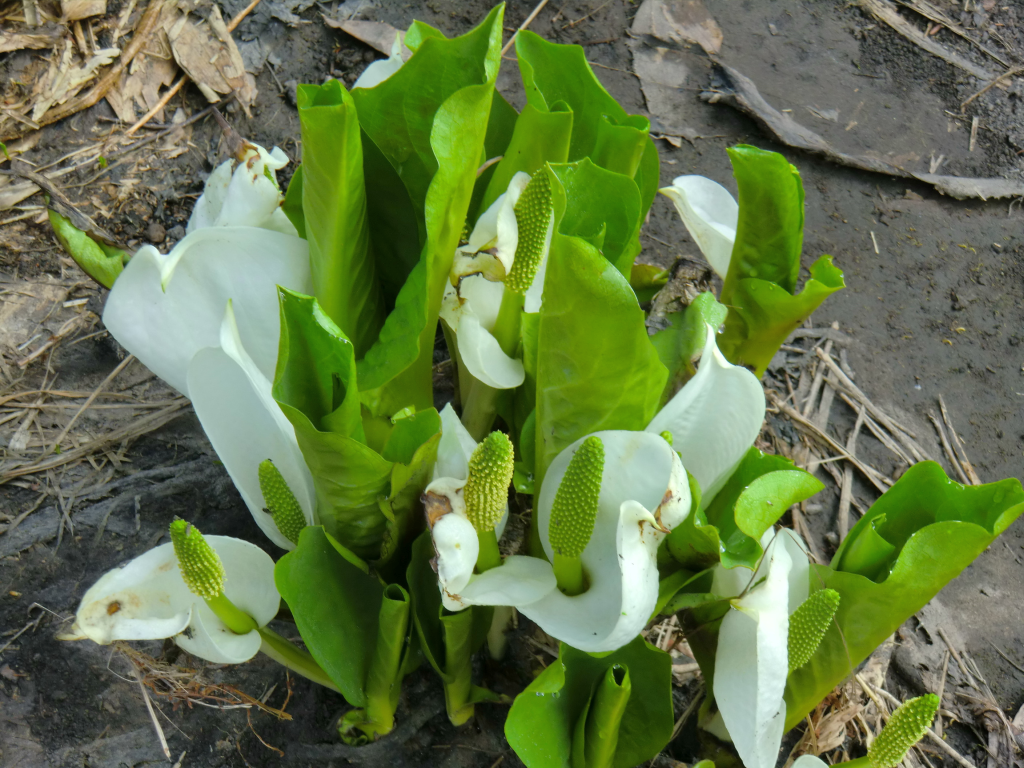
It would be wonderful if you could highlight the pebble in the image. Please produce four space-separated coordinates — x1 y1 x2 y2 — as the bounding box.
146 222 166 243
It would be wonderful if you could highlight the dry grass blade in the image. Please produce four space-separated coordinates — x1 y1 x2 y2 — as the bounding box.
937 395 981 485
838 403 866 541
0 398 189 484
928 410 969 485
48 354 133 453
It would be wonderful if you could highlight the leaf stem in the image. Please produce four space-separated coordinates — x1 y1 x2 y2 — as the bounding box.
257 625 340 692
460 287 524 440
476 529 503 573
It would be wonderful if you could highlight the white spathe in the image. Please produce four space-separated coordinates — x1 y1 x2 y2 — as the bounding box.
102 143 316 549
646 324 765 501
660 175 737 280
426 405 554 611
441 171 554 390
526 430 690 653
711 530 811 768
790 758 827 768
354 32 405 90
188 144 298 236
73 536 280 664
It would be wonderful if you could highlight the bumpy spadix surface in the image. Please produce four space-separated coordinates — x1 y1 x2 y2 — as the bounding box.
505 171 552 295
463 431 515 533
787 588 840 671
258 459 305 545
869 694 939 768
169 520 225 600
548 436 605 558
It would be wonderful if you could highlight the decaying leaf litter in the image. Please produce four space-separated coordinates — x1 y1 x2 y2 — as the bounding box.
2 0 1024 765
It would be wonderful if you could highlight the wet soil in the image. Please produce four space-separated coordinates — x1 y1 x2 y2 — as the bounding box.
1 1 1022 766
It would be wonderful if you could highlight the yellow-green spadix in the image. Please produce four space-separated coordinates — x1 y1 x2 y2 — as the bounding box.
258 459 306 545
788 588 840 671
463 431 515 533
869 694 939 768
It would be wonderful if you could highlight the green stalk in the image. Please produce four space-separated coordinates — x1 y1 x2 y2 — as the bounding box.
835 759 870 768
461 288 524 440
204 594 257 635
476 529 503 573
256 626 340 692
553 553 585 596
443 608 476 726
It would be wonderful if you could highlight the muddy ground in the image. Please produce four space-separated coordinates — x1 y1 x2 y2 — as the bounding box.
1 0 1023 766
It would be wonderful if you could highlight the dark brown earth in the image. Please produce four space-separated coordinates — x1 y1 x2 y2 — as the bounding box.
1 1 1022 766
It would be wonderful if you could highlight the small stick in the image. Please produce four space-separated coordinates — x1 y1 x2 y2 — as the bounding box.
835 390 914 465
870 230 880 254
928 410 969 484
969 116 979 152
838 403 866 541
137 674 171 760
962 65 1024 109
48 355 134 453
561 0 612 30
501 0 550 56
935 649 950 739
126 0 264 135
772 394 891 494
938 394 981 484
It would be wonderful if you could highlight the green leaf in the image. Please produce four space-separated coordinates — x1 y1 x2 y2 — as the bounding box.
377 429 442 569
650 292 728 404
48 210 126 289
273 296 391 558
628 263 668 305
275 288 364 441
573 665 631 768
381 408 441 465
281 164 306 238
516 31 650 169
633 138 661 222
478 102 573 215
353 6 504 417
591 115 648 180
718 254 845 377
783 462 1024 730
549 160 642 277
533 162 666 497
274 526 384 706
703 447 823 570
407 532 496 725
298 79 383 357
505 637 674 768
721 145 804 301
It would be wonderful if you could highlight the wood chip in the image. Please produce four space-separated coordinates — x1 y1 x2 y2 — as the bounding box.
61 0 106 21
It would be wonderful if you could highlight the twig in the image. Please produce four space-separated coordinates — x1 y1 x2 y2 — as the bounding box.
838 403 866 541
137 673 171 760
671 686 704 740
989 642 1024 676
938 395 981 484
49 355 134 453
935 649 950 738
2 0 169 141
771 394 891 494
961 65 1024 109
561 0 612 29
835 390 914 466
928 410 969 484
126 0 262 135
969 116 979 152
501 0 549 56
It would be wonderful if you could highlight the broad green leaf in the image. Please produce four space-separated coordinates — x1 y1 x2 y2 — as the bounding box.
718 255 845 377
591 115 647 179
467 91 521 224
407 532 496 724
534 163 667 497
381 408 441 465
354 6 504 417
505 637 673 768
516 31 650 168
298 79 383 357
721 145 804 302
274 526 384 706
478 102 573 215
633 138 661 221
704 447 823 570
274 299 391 557
281 164 306 238
650 292 728 404
378 429 441 570
275 288 364 441
572 665 631 768
549 160 642 277
49 210 126 288
783 462 1024 730
628 263 668 305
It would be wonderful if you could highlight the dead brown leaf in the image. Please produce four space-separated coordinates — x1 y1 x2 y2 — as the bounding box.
106 54 178 123
0 21 65 53
323 16 405 57
167 6 256 114
632 0 722 56
61 0 106 21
